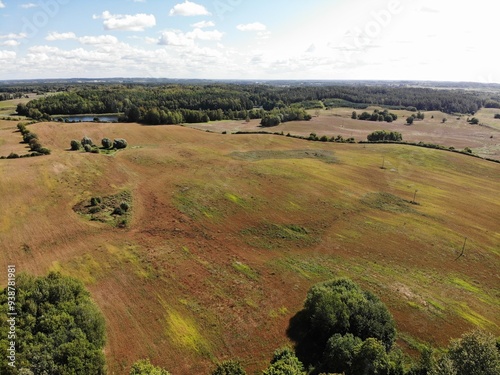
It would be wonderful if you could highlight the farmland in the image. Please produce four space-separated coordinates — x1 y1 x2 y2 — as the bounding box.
0 113 498 373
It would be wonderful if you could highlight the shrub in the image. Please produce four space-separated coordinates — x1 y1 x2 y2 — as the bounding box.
38 147 51 155
81 136 93 146
84 144 92 152
91 147 100 154
6 152 19 159
112 207 123 215
29 138 42 152
211 360 246 375
367 130 402 142
120 202 129 212
23 132 38 143
130 359 170 375
113 138 128 149
70 140 81 151
101 137 113 149
319 135 328 142
90 197 101 206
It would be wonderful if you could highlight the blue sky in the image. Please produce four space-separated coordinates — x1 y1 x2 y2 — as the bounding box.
0 0 498 82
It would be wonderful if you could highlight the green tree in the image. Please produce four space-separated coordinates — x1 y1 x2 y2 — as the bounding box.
406 116 414 125
113 138 128 149
351 338 390 375
0 272 106 375
70 140 81 151
101 138 113 149
263 347 304 375
211 360 246 375
129 359 170 375
351 111 357 119
447 330 500 375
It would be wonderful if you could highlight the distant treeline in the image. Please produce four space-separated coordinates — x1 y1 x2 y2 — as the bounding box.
13 83 500 124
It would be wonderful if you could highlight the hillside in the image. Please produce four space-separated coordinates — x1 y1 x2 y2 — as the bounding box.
0 119 499 374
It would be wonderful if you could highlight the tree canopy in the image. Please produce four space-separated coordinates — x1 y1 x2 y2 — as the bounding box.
0 272 106 375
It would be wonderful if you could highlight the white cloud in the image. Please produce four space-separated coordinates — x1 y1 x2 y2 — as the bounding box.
169 1 211 16
21 3 37 8
93 11 156 31
0 33 27 39
79 35 118 45
158 31 194 47
46 32 77 41
187 28 223 41
0 50 16 60
237 22 267 32
0 40 21 47
191 20 215 29
0 1 5 9
158 27 223 47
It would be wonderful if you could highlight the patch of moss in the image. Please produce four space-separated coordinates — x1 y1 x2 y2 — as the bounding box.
361 192 417 213
241 223 315 249
73 190 133 228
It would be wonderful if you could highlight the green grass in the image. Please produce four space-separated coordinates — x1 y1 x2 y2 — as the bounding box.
241 223 315 249
232 261 259 280
361 192 417 213
229 149 338 164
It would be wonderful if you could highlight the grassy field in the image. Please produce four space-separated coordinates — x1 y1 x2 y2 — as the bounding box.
185 106 500 161
0 119 498 374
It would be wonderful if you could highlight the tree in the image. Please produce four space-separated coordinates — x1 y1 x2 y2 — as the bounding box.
263 348 305 375
0 272 106 375
211 360 246 375
447 330 500 375
320 333 362 374
70 140 81 151
468 117 479 125
350 338 390 375
81 136 93 146
406 116 414 125
129 359 170 375
101 138 113 149
352 111 357 119
113 138 128 149
442 118 447 123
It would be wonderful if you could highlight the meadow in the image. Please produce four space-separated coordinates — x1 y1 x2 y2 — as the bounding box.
0 116 498 374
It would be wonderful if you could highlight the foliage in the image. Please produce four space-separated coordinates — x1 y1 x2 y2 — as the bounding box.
70 140 82 151
113 138 128 149
84 144 92 152
367 130 403 142
468 117 479 125
0 272 106 375
406 116 414 125
129 359 170 375
211 360 246 375
81 136 93 146
101 138 113 149
263 347 305 375
288 278 396 374
446 330 500 375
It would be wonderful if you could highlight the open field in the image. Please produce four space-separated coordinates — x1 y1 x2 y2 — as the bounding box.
185 107 500 161
0 119 499 374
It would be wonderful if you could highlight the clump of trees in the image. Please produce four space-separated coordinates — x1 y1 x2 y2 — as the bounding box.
356 109 398 123
260 107 312 127
0 272 106 375
0 122 51 159
287 278 399 374
70 137 128 152
211 360 247 375
367 130 403 142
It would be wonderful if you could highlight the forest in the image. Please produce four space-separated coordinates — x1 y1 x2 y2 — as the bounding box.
8 82 500 126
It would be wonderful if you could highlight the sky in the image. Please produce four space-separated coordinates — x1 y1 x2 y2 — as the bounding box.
0 0 498 82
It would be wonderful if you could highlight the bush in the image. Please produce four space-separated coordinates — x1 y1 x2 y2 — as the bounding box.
211 360 246 375
81 136 93 146
23 132 38 143
38 147 51 155
263 347 304 375
367 130 402 142
112 207 123 215
101 137 113 149
6 152 19 159
113 138 128 149
84 144 92 152
129 359 170 375
29 138 42 152
120 202 129 212
70 140 81 151
90 197 102 206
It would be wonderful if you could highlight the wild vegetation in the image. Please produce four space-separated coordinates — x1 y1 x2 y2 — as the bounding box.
0 81 499 374
0 273 106 375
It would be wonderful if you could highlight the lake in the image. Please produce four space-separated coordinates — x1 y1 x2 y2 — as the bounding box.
55 115 119 122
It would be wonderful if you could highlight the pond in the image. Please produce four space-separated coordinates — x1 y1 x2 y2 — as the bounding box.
55 115 119 123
